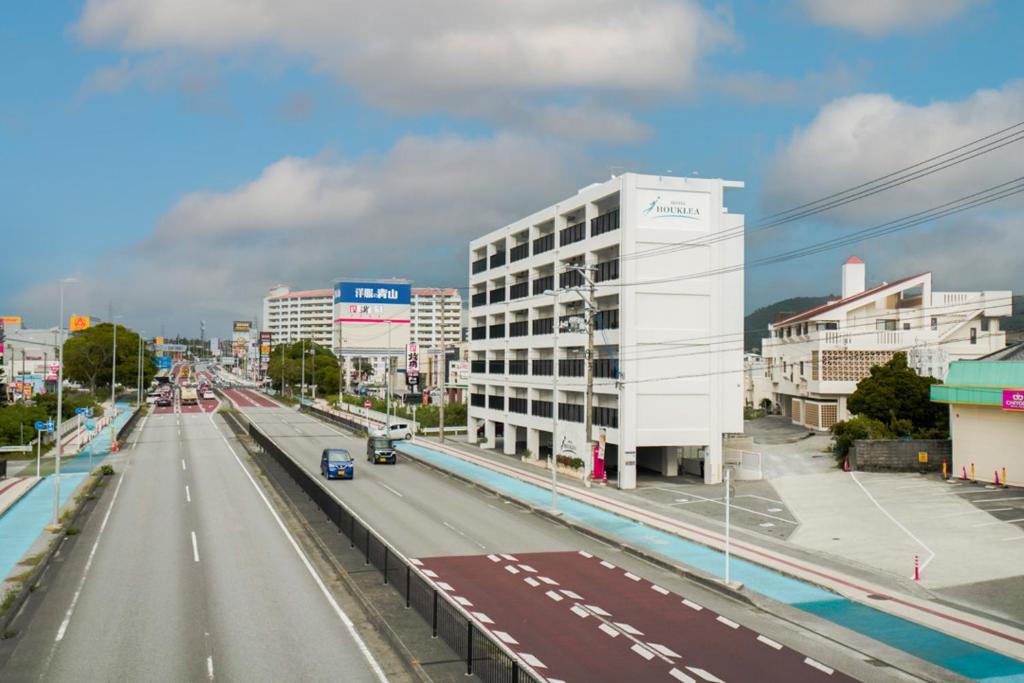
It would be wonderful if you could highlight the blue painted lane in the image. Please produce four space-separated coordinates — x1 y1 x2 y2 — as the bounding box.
0 473 88 581
0 403 136 581
398 443 1024 682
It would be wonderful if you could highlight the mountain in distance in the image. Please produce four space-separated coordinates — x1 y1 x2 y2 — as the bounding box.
744 296 830 353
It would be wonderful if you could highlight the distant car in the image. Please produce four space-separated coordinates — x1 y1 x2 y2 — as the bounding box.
202 389 215 400
371 422 413 441
156 393 172 407
366 436 397 465
321 448 354 480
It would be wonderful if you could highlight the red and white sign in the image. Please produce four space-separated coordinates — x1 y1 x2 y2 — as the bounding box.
364 400 372 409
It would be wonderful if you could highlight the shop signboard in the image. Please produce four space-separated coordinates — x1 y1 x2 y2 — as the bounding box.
406 342 419 385
333 279 411 356
1002 389 1024 411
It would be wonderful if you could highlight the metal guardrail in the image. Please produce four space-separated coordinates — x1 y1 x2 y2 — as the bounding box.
246 421 539 683
299 404 367 433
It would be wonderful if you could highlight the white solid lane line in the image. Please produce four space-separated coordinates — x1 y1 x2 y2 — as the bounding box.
181 459 187 471
207 411 388 683
191 531 200 563
185 485 192 503
206 655 214 680
56 468 128 642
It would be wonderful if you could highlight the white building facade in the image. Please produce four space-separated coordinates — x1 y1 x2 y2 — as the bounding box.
761 257 1011 431
467 173 744 488
410 288 462 348
262 285 334 347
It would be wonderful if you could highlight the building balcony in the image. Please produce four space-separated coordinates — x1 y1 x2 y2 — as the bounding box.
472 257 487 275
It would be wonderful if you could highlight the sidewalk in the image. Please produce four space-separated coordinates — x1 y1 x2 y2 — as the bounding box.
393 435 1024 682
0 476 42 518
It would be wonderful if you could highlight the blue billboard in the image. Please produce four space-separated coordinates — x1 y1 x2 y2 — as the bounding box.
154 356 173 369
335 281 411 305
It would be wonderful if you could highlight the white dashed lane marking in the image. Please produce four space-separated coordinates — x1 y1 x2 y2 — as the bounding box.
538 576 559 585
559 589 583 600
518 653 545 669
669 668 696 683
631 643 655 660
487 554 500 562
545 590 563 602
578 550 593 558
453 596 473 607
624 572 641 581
651 584 669 595
422 569 437 578
682 599 703 611
600 560 616 569
524 577 540 587
471 612 493 624
757 635 783 650
716 615 739 629
615 622 644 636
570 605 590 618
598 623 619 638
687 667 725 682
493 630 518 645
805 658 835 675
436 581 453 591
517 564 537 573
504 565 521 575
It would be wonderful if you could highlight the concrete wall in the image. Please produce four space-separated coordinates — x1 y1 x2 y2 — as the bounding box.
850 439 951 472
950 404 1024 486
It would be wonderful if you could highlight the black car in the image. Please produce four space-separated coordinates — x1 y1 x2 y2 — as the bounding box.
366 436 397 464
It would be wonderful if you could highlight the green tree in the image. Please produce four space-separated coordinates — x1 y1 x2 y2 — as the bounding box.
265 341 339 397
63 323 154 396
846 352 948 437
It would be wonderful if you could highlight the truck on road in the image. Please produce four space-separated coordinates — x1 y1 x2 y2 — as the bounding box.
180 386 199 406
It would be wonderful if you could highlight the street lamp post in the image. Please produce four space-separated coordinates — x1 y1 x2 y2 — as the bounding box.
53 277 76 527
110 314 123 416
386 320 392 432
543 288 561 513
137 331 145 406
311 345 317 401
300 338 306 401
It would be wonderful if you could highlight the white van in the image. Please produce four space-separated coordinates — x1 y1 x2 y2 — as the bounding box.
372 422 413 440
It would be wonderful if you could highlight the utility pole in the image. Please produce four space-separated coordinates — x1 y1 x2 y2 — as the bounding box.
111 314 118 415
386 321 392 432
438 348 446 444
300 338 306 401
568 263 598 480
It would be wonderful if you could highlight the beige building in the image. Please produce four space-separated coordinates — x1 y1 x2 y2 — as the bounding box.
410 287 462 348
762 257 1011 431
931 345 1024 486
262 285 334 347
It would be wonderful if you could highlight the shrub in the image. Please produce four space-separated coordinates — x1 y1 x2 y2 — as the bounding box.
100 464 115 476
556 455 585 470
830 416 893 463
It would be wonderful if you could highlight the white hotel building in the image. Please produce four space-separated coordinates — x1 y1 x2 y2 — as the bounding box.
262 285 334 347
467 173 744 487
761 257 1011 431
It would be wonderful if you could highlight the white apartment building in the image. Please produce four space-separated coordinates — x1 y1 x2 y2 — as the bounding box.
410 288 462 348
467 173 744 488
761 257 1011 431
262 285 334 347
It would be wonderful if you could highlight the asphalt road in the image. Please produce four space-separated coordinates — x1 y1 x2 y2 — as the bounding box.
0 407 388 682
233 400 929 682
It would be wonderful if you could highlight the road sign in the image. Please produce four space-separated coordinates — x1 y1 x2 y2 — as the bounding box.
35 421 45 431
75 407 85 415
364 400 372 409
46 420 55 432
918 451 928 463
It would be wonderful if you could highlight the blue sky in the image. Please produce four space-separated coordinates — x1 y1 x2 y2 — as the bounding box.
2 0 1022 337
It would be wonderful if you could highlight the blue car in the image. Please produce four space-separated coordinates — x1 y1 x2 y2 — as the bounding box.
321 448 354 480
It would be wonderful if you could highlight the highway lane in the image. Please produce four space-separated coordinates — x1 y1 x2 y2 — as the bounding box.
0 408 389 682
233 401 912 682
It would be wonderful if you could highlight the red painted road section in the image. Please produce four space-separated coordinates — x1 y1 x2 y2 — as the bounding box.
416 551 853 683
222 388 279 408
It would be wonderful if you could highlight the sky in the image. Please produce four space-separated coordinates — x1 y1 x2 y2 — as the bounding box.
2 0 1022 339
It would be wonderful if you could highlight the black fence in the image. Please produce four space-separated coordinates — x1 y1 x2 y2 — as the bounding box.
246 421 538 683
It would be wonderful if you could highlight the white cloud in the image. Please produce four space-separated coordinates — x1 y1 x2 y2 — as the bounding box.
13 133 588 332
800 0 981 37
763 81 1024 224
75 0 731 139
710 63 862 105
